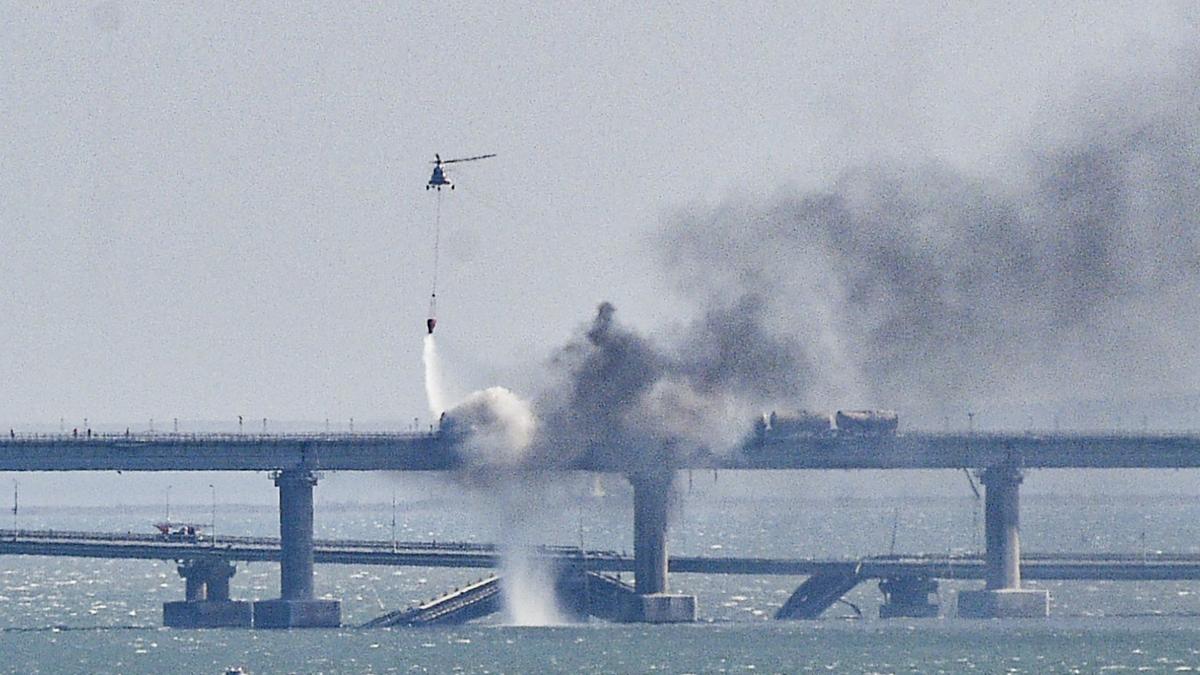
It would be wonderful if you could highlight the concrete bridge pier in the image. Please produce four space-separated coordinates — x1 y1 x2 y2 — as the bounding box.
163 559 252 627
252 469 341 628
624 472 696 623
879 576 939 618
183 566 206 602
957 465 1049 618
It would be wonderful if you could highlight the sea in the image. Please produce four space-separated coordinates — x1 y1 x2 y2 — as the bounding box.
3 470 1200 674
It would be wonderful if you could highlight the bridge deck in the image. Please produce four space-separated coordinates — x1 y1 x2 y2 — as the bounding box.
3 530 1199 581
3 431 1200 470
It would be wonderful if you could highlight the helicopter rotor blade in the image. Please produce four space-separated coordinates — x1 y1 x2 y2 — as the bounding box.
440 153 497 165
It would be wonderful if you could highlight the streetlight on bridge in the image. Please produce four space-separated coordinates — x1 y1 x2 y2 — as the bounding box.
209 484 216 548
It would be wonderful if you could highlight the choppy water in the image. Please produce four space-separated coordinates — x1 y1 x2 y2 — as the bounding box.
4 472 1200 673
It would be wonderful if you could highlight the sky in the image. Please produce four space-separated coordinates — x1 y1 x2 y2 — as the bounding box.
2 1 1199 504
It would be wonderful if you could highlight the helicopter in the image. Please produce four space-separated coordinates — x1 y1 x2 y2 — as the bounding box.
426 153 496 190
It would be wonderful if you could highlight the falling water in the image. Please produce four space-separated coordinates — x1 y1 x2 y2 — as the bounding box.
500 543 567 626
493 481 567 626
423 334 447 420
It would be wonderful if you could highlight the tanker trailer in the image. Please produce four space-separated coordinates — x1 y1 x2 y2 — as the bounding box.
768 410 834 436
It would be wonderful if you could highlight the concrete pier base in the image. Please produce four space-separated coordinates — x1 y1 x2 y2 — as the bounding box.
163 600 253 628
622 593 697 623
624 470 697 623
631 473 670 596
252 599 342 628
253 470 342 628
878 577 939 619
163 559 250 627
956 465 1050 618
957 589 1049 618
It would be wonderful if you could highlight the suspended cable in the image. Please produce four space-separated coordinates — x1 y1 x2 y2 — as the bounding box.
422 152 495 335
427 190 441 334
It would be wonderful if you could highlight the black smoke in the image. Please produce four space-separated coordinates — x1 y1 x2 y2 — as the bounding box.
450 55 1200 471
532 299 809 470
661 62 1200 426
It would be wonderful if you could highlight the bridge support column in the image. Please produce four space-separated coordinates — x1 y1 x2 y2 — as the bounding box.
206 562 233 602
163 559 252 628
625 472 695 623
879 576 938 618
957 465 1048 618
184 570 206 602
252 470 341 628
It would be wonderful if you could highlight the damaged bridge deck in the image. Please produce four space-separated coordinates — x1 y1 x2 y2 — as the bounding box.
4 530 1200 582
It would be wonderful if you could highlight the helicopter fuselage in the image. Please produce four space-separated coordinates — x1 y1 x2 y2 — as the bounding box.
426 166 453 190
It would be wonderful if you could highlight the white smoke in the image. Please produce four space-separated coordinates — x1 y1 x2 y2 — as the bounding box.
442 387 536 468
631 378 751 457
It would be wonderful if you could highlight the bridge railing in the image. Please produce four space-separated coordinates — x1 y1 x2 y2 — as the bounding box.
0 431 438 444
0 528 626 559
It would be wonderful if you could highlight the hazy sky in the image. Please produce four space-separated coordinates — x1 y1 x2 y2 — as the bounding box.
3 2 1199 504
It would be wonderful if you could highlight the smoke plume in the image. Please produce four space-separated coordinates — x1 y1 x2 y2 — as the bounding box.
530 299 806 470
661 62 1200 425
440 386 536 470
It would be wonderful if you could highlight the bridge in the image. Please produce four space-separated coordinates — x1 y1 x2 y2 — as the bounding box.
6 528 1200 580
6 528 1200 625
3 430 1200 625
3 431 1200 471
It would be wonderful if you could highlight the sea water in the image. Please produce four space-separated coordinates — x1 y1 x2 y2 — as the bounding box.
3 472 1200 673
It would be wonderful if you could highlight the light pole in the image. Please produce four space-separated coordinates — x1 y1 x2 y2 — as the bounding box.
209 484 216 547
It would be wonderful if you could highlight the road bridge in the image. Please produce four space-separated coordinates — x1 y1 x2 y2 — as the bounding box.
4 430 1200 623
5 528 1200 581
6 529 1200 624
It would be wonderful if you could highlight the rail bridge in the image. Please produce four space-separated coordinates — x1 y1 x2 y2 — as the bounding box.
5 430 1200 471
4 431 1200 625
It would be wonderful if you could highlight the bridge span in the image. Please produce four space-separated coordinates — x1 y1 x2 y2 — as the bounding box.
4 430 1200 624
4 529 1200 582
7 528 1200 625
3 430 1200 471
